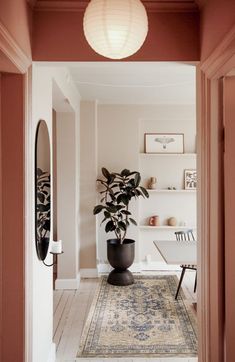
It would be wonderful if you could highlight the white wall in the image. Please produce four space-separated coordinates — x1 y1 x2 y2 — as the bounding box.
56 112 79 287
96 104 196 268
79 101 98 275
28 65 80 362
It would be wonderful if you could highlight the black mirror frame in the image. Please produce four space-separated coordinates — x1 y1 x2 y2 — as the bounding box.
35 119 51 261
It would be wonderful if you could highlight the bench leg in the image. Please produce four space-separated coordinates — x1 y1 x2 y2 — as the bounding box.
175 267 186 300
194 271 197 293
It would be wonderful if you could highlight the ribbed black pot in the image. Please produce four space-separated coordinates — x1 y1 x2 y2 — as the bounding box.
107 238 135 286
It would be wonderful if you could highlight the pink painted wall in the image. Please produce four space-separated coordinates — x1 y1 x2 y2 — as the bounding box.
32 10 200 61
224 75 235 362
0 50 20 73
200 0 235 61
0 0 32 59
0 74 24 362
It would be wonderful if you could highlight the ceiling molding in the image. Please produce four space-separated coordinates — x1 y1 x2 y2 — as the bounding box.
35 0 199 13
200 23 235 78
0 22 31 73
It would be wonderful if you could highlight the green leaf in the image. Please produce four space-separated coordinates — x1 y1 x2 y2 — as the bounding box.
104 211 111 218
107 205 118 213
134 173 141 187
105 220 115 232
118 221 126 231
128 179 136 187
140 186 149 198
127 171 138 177
121 169 130 177
135 189 142 196
102 167 111 180
93 205 104 215
117 194 129 205
129 218 137 226
121 210 131 215
110 194 116 202
116 205 124 210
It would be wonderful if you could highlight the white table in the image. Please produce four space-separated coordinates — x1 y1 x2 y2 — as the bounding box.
153 240 197 265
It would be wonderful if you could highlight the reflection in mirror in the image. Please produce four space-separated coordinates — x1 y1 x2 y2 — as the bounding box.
35 120 51 261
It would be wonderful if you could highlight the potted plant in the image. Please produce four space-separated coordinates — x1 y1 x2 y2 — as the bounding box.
93 167 149 286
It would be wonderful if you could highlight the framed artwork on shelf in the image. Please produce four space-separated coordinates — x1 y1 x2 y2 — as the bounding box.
184 169 197 190
144 133 184 154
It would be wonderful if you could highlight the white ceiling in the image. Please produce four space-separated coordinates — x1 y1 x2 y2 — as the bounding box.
68 62 196 105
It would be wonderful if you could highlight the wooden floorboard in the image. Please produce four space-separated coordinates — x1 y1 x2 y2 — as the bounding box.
54 272 197 362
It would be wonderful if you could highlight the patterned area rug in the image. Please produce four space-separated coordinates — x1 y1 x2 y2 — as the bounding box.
78 275 197 358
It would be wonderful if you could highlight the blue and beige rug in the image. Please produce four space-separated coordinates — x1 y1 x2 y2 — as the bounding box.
78 275 197 358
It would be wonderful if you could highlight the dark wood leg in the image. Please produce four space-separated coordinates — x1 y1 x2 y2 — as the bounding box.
175 267 186 300
194 271 197 293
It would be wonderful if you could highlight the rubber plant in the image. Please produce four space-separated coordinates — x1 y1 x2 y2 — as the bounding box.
93 167 149 243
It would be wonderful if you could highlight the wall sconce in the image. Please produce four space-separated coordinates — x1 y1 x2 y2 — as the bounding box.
43 240 64 267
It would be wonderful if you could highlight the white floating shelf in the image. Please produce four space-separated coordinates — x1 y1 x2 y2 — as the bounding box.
139 153 196 157
139 225 196 230
146 189 196 194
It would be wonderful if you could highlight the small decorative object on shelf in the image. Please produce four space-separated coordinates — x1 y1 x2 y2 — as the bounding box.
149 215 160 226
167 186 176 190
184 169 197 190
168 217 178 227
148 176 157 189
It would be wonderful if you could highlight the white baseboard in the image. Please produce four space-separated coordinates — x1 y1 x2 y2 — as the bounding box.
97 263 111 273
55 273 80 290
98 262 181 273
80 268 98 278
47 343 56 362
98 262 141 274
141 261 181 271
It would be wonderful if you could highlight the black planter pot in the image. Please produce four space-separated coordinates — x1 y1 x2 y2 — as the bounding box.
107 238 135 286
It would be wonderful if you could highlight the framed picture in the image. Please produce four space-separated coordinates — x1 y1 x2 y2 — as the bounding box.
184 169 197 190
144 133 184 154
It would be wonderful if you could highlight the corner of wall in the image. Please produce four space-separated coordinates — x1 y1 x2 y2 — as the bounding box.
55 272 80 290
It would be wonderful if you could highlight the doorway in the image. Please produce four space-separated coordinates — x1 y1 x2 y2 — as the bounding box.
52 61 198 361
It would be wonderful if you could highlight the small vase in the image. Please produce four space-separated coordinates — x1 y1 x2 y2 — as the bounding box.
168 217 177 227
148 177 157 189
149 215 160 226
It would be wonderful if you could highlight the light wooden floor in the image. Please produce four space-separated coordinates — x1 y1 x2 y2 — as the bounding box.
54 271 197 362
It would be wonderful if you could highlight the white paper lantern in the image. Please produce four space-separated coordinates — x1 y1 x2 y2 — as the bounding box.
83 0 148 59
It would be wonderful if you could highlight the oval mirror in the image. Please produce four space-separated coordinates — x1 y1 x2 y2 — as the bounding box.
35 120 51 261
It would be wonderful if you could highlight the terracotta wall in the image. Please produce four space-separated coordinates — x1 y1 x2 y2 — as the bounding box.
0 73 2 362
32 10 200 61
224 75 235 362
0 73 24 362
0 50 21 73
0 0 32 59
200 0 235 61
